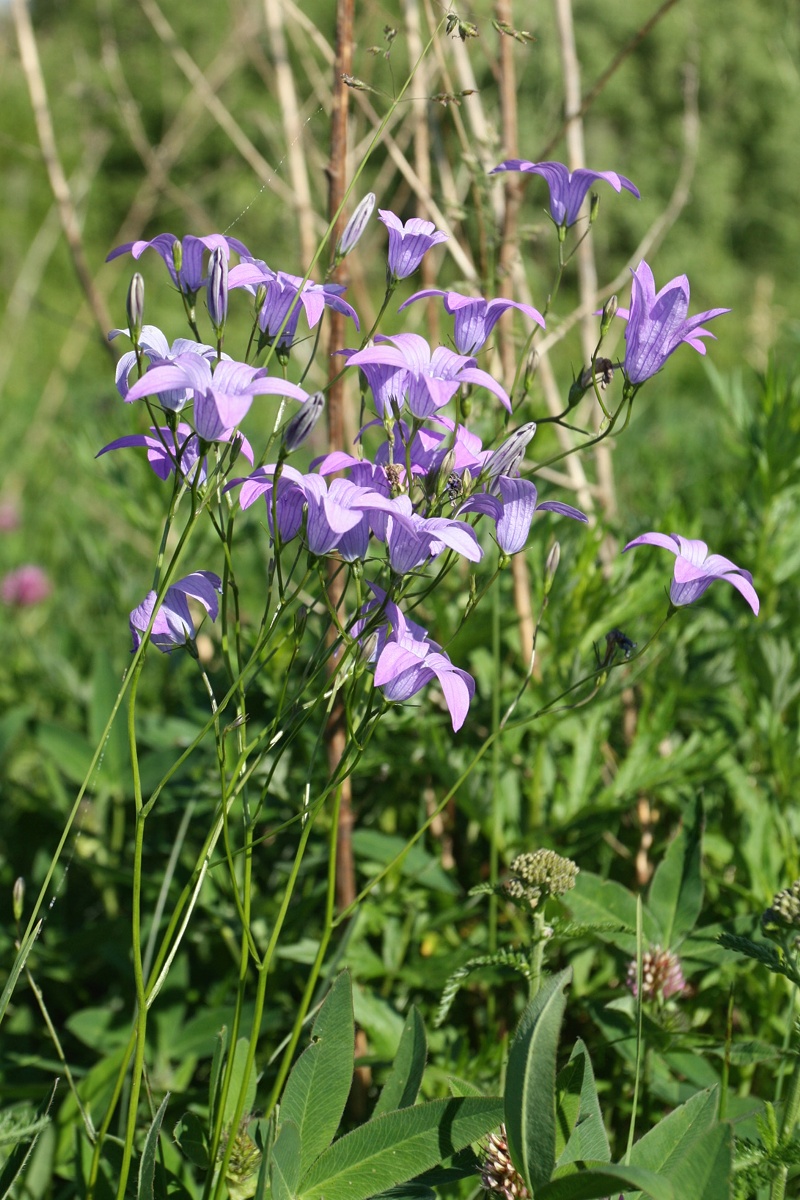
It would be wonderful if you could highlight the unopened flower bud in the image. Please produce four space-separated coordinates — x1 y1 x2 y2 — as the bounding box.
13 877 24 923
544 541 561 595
589 192 600 224
337 193 376 259
435 448 457 497
485 422 537 483
600 294 618 337
207 247 228 335
171 240 183 280
524 348 539 392
126 273 145 343
255 283 267 315
283 391 325 453
357 631 378 666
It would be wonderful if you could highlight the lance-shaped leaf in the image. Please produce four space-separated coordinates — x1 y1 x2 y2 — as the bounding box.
626 1086 730 1197
504 967 572 1194
270 1119 301 1200
648 797 704 948
555 1040 610 1166
279 972 354 1176
538 1161 674 1199
298 1096 503 1200
372 1007 427 1118
138 1092 170 1200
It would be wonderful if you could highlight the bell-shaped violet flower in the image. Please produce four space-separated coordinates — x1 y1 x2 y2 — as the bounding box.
622 531 759 614
489 160 639 228
378 210 448 280
492 478 587 554
130 571 222 653
97 422 254 483
356 586 475 731
229 259 359 350
617 262 730 385
337 347 409 419
399 289 545 355
109 326 223 407
384 496 482 574
346 333 511 419
107 234 250 300
124 354 309 442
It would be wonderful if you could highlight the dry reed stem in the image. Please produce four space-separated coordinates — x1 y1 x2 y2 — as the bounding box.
11 0 116 361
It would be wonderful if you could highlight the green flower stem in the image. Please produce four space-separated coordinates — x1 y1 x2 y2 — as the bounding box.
210 808 317 1200
771 1020 800 1200
488 582 502 967
115 658 148 1200
529 911 547 1000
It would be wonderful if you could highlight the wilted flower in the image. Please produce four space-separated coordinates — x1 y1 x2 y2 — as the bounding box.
489 160 639 228
1 565 51 607
378 210 448 281
622 531 759 614
481 1126 530 1200
130 571 222 653
505 849 579 911
617 262 730 385
626 945 686 1001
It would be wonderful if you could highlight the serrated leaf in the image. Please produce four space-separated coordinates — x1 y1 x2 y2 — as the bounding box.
138 1093 170 1200
270 1119 300 1200
555 1040 609 1166
279 972 354 1176
372 1007 427 1118
539 1162 674 1199
648 799 703 948
298 1097 503 1200
173 1112 208 1168
505 968 572 1194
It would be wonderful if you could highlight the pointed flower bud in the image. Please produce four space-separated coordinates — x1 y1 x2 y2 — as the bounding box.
589 192 600 224
207 246 228 336
13 877 24 923
336 193 376 260
282 391 325 453
126 273 145 343
600 294 618 337
485 422 537 482
544 541 561 595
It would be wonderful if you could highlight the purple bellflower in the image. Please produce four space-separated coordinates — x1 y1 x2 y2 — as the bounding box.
108 326 223 407
378 210 448 281
489 160 639 228
399 289 545 356
623 532 759 614
337 347 409 420
356 586 475 731
228 260 359 350
123 355 309 442
617 262 730 385
107 234 250 301
97 423 254 483
130 571 222 653
345 333 511 419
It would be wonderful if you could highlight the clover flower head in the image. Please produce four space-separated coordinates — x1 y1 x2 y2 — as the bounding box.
481 1126 530 1200
623 531 759 614
617 261 730 384
378 210 448 280
130 571 222 653
626 945 686 1002
1 565 52 607
489 159 639 228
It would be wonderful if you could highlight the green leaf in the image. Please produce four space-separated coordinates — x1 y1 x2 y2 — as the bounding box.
565 874 659 950
270 1120 301 1200
0 919 42 1025
138 1092 170 1200
173 1112 208 1169
279 972 354 1176
0 1081 57 1199
555 1040 609 1167
657 1122 731 1200
372 1007 427 1119
539 1162 674 1199
628 1084 724 1176
223 1039 257 1127
298 1096 503 1200
504 967 572 1194
36 722 94 786
209 1026 228 1125
647 799 703 948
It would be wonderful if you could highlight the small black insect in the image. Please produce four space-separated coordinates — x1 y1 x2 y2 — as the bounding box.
596 628 636 669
